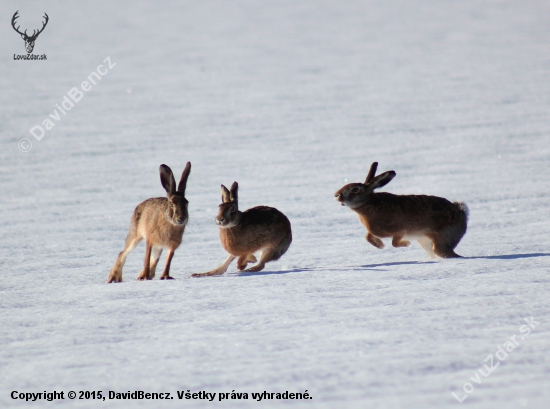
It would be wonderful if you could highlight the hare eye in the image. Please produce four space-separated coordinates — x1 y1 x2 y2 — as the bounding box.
230 206 236 213
351 187 360 193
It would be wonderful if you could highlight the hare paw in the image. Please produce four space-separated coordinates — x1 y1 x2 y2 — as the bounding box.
244 263 265 273
392 237 411 248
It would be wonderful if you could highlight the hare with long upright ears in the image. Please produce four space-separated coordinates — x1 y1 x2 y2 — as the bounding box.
334 162 468 258
107 163 191 283
191 182 292 277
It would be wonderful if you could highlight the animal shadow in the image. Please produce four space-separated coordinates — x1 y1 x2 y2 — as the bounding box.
234 267 316 277
467 253 550 260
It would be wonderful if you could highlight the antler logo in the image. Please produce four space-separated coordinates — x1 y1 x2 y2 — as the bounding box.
11 11 49 54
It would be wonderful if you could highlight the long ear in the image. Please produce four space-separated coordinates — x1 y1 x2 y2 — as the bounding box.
177 162 191 194
366 170 396 192
159 164 176 196
229 181 238 206
364 162 378 184
221 185 231 203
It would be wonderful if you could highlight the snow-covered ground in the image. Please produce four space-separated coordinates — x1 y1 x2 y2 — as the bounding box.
1 0 549 408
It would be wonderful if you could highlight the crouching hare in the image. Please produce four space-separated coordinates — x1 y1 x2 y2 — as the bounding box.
192 182 292 276
107 162 191 283
334 162 468 258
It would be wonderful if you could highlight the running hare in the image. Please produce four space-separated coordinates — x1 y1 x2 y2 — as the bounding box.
192 182 292 276
334 162 468 258
107 163 191 283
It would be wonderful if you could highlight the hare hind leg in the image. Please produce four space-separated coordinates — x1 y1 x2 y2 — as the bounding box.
432 233 461 258
107 235 142 283
417 236 436 259
237 254 257 271
245 233 292 273
433 224 466 258
434 247 461 258
244 250 271 272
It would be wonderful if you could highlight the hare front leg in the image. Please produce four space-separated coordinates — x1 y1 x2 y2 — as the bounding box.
366 232 384 249
107 236 142 283
138 246 162 280
191 255 236 277
137 242 153 281
160 249 175 280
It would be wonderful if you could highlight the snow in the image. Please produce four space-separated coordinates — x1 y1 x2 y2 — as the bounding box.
1 0 550 408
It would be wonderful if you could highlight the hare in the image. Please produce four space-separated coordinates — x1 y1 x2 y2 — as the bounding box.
334 162 468 258
191 182 292 277
107 163 191 283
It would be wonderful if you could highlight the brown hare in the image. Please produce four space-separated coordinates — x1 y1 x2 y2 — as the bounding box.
107 163 191 283
334 162 468 258
192 182 292 277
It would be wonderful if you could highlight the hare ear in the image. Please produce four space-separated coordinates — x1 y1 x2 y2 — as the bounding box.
364 162 378 185
177 162 191 194
160 164 176 196
229 181 238 205
367 170 396 192
221 185 231 203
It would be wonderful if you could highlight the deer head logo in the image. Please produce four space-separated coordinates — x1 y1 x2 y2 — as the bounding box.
11 11 49 54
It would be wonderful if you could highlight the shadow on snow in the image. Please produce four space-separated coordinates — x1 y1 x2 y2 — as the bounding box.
233 267 316 277
225 253 550 277
467 253 550 260
359 261 437 269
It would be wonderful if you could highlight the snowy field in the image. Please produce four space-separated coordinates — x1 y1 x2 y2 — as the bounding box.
1 0 550 408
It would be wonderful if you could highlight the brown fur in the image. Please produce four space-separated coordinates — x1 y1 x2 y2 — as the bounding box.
107 163 191 283
335 162 468 258
191 182 292 277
